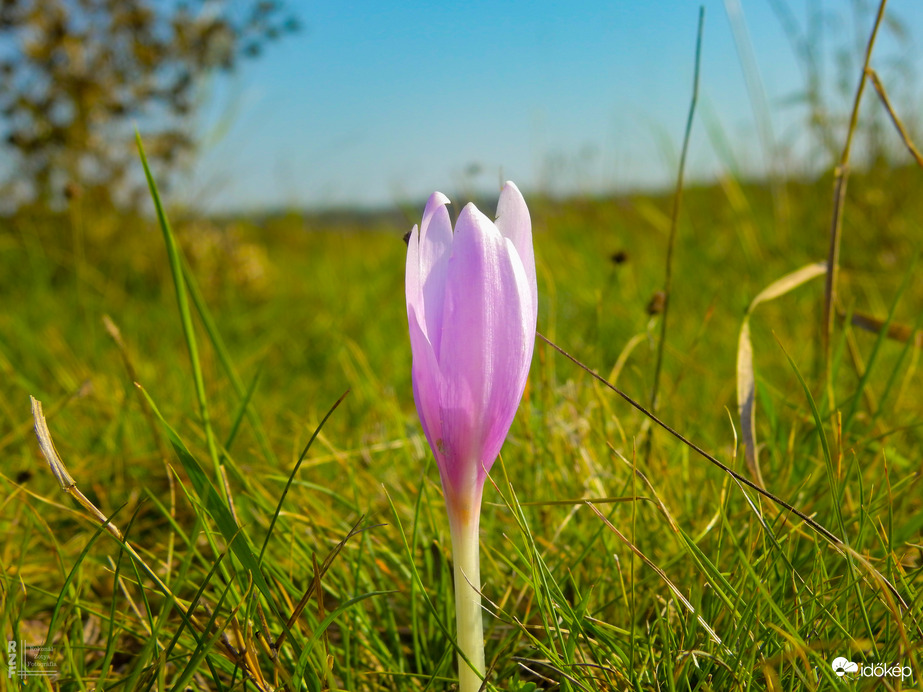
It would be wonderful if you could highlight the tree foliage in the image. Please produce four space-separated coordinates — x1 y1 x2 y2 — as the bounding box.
0 0 297 209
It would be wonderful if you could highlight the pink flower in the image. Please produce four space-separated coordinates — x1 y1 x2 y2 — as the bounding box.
405 180 536 689
405 181 537 515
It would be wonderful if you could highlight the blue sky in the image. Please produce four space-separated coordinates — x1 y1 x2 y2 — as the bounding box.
189 1 923 212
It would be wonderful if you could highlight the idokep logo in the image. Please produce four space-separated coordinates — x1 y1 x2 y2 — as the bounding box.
831 657 858 676
830 656 913 682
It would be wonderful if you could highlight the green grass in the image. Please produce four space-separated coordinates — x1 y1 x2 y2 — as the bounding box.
1 161 921 691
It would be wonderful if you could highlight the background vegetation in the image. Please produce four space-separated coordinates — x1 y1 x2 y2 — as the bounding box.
1 1 921 690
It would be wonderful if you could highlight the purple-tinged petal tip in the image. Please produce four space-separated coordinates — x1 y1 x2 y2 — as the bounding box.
406 183 536 500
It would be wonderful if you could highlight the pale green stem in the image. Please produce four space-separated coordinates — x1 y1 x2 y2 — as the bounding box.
447 489 485 692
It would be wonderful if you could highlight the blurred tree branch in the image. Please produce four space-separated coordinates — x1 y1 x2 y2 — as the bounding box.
0 0 298 210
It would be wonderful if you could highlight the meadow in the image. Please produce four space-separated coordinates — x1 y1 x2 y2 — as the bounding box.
1 142 921 691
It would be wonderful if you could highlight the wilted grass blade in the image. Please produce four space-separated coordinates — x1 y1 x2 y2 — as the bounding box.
736 261 826 486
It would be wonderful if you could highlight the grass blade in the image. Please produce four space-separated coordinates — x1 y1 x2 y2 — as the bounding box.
135 132 223 488
135 384 285 625
736 261 827 486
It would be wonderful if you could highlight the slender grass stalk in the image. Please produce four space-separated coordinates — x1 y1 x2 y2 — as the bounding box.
648 7 704 454
723 0 790 227
866 67 923 167
822 0 888 401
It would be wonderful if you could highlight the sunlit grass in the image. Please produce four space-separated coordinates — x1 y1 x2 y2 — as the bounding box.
1 160 921 690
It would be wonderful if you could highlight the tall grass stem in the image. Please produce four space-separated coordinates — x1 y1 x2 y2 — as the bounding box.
822 0 888 401
649 7 704 429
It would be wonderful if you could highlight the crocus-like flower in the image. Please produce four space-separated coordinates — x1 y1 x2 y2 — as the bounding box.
405 181 537 691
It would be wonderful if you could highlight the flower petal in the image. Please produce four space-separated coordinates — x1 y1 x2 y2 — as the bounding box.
495 181 537 327
417 192 452 349
405 222 422 321
408 303 444 465
437 203 533 487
